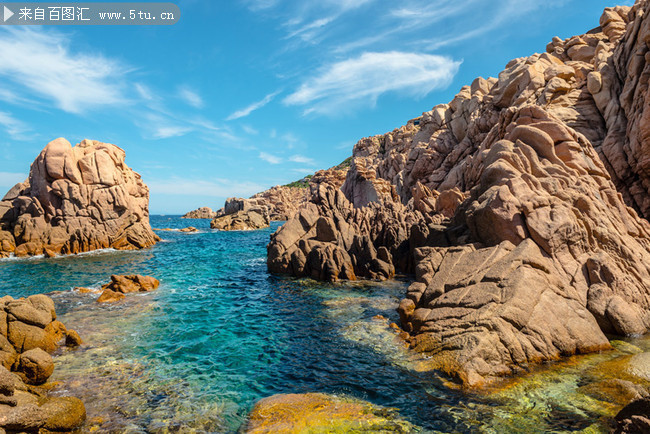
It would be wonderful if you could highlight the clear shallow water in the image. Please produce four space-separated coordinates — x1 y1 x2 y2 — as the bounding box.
0 216 648 433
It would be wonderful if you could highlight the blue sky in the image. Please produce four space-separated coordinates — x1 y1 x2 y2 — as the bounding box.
0 0 633 214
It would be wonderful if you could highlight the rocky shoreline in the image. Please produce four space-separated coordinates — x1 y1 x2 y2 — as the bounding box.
266 3 650 388
0 295 85 432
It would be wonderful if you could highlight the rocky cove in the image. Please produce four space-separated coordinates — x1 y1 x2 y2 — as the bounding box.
0 2 649 433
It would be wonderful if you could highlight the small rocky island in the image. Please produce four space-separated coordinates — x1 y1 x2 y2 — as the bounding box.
0 138 159 258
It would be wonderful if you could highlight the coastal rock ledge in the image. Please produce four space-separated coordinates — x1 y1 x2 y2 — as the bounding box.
0 138 159 258
267 3 650 387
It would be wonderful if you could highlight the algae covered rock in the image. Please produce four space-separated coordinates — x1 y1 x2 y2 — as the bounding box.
244 393 415 433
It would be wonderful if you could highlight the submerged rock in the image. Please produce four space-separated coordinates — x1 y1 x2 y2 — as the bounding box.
96 275 160 303
614 396 650 433
267 4 650 386
243 393 415 433
0 138 159 258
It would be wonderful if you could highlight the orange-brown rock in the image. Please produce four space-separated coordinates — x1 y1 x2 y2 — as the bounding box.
250 166 348 221
0 138 159 258
96 274 160 302
267 4 650 386
244 393 414 433
0 294 85 432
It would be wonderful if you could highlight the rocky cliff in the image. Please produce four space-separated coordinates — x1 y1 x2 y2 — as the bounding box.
210 197 271 231
0 138 159 258
251 166 348 221
268 3 650 386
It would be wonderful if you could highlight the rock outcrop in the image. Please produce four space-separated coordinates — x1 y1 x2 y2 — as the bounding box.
96 275 160 303
251 166 348 221
181 207 217 219
210 197 271 231
0 138 159 258
0 294 86 432
267 3 650 386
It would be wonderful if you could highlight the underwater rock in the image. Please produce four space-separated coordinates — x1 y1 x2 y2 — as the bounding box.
614 396 650 433
96 275 160 303
0 138 159 258
243 393 415 433
266 4 650 386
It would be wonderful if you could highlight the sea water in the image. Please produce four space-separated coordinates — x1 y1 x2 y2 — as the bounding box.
0 216 648 433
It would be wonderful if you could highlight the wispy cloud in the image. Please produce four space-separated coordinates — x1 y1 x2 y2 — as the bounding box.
284 51 460 115
259 151 282 164
178 86 204 108
148 176 265 198
286 16 336 42
0 27 129 114
289 154 315 165
135 83 155 101
0 111 30 140
227 91 280 120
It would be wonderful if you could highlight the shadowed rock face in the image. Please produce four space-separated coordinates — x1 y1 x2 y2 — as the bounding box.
267 4 650 386
0 138 159 258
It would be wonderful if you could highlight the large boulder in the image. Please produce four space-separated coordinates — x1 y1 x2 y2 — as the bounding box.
0 138 159 258
267 4 650 387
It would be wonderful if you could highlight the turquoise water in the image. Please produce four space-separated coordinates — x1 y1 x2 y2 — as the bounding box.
0 216 648 432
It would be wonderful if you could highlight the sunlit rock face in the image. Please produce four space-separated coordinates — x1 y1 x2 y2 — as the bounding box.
0 138 159 258
268 3 650 386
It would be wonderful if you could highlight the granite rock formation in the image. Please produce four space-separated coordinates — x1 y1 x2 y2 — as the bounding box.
0 138 159 258
181 207 217 219
251 167 348 221
96 275 160 303
210 198 271 231
267 3 650 386
0 294 86 432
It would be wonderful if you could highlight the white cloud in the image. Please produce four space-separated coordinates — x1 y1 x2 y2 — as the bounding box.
286 16 336 42
289 154 315 165
284 51 460 115
178 86 204 108
0 27 129 114
148 176 265 198
135 83 155 101
0 112 30 140
227 91 280 120
259 152 282 164
242 125 259 135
